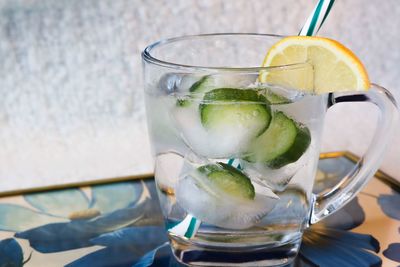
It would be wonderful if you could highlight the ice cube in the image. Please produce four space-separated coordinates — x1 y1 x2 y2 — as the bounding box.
270 93 326 125
147 96 188 154
241 161 297 191
258 189 308 225
251 81 308 104
154 152 185 189
158 73 202 95
240 152 308 192
158 73 183 95
171 104 255 159
208 73 258 88
262 84 306 102
175 170 278 230
178 75 203 92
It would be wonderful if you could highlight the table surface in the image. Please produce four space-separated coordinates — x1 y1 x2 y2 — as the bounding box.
0 152 399 267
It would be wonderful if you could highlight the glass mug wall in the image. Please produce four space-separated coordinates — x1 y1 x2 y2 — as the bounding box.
142 34 397 266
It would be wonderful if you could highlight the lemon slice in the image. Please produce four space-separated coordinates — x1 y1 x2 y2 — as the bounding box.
260 36 370 94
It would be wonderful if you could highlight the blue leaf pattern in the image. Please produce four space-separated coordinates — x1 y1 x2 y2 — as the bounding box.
300 236 382 267
133 243 184 267
303 227 380 252
15 222 99 253
0 204 66 232
377 190 400 264
383 243 400 263
65 246 140 267
90 182 144 213
321 197 365 230
24 188 89 218
132 243 169 267
378 190 400 220
315 157 355 194
298 196 381 267
90 226 167 250
14 199 152 253
66 226 168 267
0 238 24 267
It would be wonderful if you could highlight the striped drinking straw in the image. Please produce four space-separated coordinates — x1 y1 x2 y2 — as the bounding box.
299 0 335 37
168 0 335 239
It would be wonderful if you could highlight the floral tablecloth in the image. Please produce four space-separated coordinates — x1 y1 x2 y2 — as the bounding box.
0 152 399 267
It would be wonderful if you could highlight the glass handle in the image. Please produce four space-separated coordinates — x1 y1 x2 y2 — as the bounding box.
310 84 398 224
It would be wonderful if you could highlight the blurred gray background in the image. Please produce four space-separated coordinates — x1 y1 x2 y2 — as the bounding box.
0 0 399 192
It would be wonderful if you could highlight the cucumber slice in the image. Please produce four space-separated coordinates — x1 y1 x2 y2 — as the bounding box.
200 88 271 138
176 76 216 107
247 111 311 169
263 90 291 104
178 74 257 107
189 76 212 93
245 87 291 104
177 87 289 107
190 74 256 94
198 163 255 200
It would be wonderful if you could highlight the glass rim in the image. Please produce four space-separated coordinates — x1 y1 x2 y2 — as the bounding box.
142 33 311 72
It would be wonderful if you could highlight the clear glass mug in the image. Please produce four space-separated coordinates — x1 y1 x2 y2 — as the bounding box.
142 34 397 266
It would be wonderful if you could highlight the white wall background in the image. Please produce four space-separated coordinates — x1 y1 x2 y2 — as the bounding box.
0 0 399 192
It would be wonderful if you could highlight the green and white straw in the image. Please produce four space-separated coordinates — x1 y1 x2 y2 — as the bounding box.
168 0 335 239
299 0 335 36
168 214 201 239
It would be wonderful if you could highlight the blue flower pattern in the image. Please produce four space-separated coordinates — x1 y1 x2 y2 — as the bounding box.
0 238 30 267
0 155 397 266
297 197 381 267
66 227 168 267
378 190 400 220
0 179 164 265
378 190 400 264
